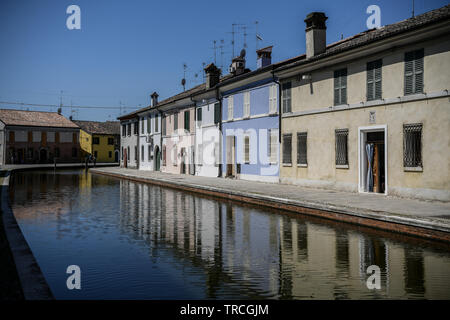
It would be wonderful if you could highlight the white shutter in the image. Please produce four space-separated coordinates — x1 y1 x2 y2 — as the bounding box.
228 96 234 120
244 91 250 118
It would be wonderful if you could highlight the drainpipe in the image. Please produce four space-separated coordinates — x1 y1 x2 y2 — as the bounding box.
156 106 163 169
216 86 223 178
271 69 282 144
190 94 196 175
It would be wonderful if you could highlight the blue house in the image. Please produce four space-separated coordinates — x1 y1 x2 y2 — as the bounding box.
220 47 280 183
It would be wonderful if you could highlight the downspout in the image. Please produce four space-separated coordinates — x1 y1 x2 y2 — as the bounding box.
216 86 223 178
156 105 163 170
190 94 196 175
271 69 282 144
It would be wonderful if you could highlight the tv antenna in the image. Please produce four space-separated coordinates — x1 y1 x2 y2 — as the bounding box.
181 63 187 91
255 21 263 50
219 39 225 72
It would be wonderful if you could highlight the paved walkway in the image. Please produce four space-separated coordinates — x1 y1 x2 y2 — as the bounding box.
91 167 450 237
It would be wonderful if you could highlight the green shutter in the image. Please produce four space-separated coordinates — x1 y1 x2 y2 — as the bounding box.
374 60 382 99
404 51 415 95
367 62 374 101
414 49 424 93
214 103 220 124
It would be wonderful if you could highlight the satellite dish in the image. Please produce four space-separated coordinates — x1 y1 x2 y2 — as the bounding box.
240 49 246 58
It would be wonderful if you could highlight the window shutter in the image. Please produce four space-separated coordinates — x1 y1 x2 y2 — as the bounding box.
214 103 220 124
334 70 340 105
341 69 347 104
404 51 414 95
374 60 382 99
414 49 424 93
367 62 374 101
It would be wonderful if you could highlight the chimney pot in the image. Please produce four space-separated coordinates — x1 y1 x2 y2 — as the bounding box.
204 63 221 89
304 12 328 58
151 92 159 107
256 46 273 69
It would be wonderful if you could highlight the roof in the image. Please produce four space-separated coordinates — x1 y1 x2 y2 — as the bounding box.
118 5 449 121
278 4 450 71
0 109 79 128
73 120 120 135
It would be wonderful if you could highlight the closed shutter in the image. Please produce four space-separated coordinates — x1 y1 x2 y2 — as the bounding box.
404 51 414 95
184 111 190 132
282 82 291 113
334 69 347 105
197 108 202 126
228 96 233 120
282 134 292 164
334 70 340 105
405 49 424 95
147 116 151 133
414 49 424 93
367 60 382 100
214 103 220 124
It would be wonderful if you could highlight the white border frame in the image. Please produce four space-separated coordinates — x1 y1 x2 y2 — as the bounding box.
358 124 388 195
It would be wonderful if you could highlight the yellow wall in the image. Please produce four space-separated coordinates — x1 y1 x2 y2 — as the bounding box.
78 130 117 162
91 134 116 162
280 36 450 201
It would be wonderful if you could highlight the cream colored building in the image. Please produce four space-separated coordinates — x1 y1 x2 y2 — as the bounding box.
276 7 450 201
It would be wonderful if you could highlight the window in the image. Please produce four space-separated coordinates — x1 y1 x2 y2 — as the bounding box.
122 125 126 136
268 129 278 164
197 108 202 127
282 82 291 113
227 96 234 120
403 123 422 168
109 151 112 158
334 68 347 105
93 137 100 144
133 122 138 135
244 135 250 164
141 145 144 161
55 132 59 143
297 132 307 166
28 131 33 143
184 110 190 132
134 146 137 160
108 137 114 145
155 115 159 132
93 150 97 158
122 147 124 160
148 145 151 161
214 142 220 165
147 116 151 134
367 60 382 101
174 113 178 131
214 103 220 124
162 116 166 135
127 146 130 162
282 134 292 165
404 49 424 95
243 91 250 118
141 117 145 134
127 123 131 136
335 129 349 166
269 85 277 113
28 148 34 158
72 148 78 158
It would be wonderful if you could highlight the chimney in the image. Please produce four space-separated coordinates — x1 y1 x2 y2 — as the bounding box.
229 49 246 76
151 92 159 107
204 63 221 89
304 12 328 59
256 46 273 69
69 115 73 120
57 107 62 115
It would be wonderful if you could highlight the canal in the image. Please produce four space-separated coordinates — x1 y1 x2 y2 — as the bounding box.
9 169 450 299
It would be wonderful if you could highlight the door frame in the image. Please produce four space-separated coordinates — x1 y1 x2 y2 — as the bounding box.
358 125 388 195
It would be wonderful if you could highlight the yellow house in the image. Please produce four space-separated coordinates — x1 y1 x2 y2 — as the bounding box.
73 120 120 163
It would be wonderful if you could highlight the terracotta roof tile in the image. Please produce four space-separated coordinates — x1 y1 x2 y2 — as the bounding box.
0 109 79 128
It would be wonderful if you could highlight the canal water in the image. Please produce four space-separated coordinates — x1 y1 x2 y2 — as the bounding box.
9 170 450 299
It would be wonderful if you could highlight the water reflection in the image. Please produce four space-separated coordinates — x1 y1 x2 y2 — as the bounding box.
10 170 450 299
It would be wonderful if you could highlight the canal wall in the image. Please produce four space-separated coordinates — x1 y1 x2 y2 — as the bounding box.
91 167 450 243
0 170 53 300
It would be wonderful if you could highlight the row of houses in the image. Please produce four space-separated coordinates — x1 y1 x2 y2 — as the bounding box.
118 6 450 202
0 109 120 165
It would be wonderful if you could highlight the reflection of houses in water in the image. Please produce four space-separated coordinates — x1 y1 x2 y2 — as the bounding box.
118 179 450 299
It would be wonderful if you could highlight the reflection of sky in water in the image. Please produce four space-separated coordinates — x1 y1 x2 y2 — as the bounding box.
10 170 450 299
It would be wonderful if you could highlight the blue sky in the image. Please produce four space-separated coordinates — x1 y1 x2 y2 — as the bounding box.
0 0 447 121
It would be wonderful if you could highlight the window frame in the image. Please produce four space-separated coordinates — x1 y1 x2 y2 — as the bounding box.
335 129 349 168
334 68 347 105
282 133 292 166
282 82 292 113
296 132 308 167
403 123 423 170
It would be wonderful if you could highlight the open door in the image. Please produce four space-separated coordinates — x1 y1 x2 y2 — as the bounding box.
226 135 236 177
360 127 386 194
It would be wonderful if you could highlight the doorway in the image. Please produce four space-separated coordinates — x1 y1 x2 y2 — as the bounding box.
358 126 387 194
154 146 160 171
39 148 47 163
226 135 236 178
